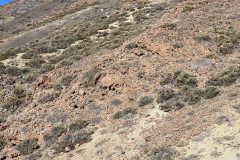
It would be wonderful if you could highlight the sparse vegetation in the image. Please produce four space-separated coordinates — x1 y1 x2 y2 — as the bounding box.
206 65 240 86
0 135 7 151
125 42 138 49
69 119 89 132
53 130 93 153
157 88 175 103
160 23 177 29
81 67 101 88
194 34 211 42
173 70 198 87
5 66 30 76
16 138 39 155
137 95 154 107
113 107 137 119
147 147 177 160
43 124 67 146
53 75 75 91
182 6 194 13
38 92 60 103
2 87 26 110
202 86 220 99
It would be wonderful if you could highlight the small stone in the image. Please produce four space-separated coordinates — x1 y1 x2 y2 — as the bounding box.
65 147 70 152
79 90 85 96
7 148 20 158
165 134 172 138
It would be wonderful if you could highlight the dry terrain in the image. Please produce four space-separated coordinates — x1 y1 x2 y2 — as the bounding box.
0 0 240 160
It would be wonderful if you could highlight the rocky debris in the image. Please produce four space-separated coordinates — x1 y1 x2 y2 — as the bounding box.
0 0 240 159
6 148 20 158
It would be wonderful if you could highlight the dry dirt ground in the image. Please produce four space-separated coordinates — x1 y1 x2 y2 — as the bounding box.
0 0 240 160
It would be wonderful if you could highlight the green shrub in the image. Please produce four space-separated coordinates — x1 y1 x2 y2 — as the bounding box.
206 65 240 86
202 86 220 99
56 60 73 68
160 101 184 112
53 75 75 91
36 45 57 54
0 135 7 151
182 6 194 12
113 107 137 119
194 34 211 42
137 95 154 107
23 73 38 83
0 62 6 74
13 87 26 98
69 120 89 132
61 75 75 87
21 51 35 59
43 124 67 146
38 92 60 103
160 73 173 85
173 70 198 87
25 57 45 68
0 48 20 61
5 66 29 76
16 138 39 155
0 118 6 124
157 88 175 103
39 63 55 73
205 53 218 59
53 130 93 153
125 42 138 49
219 43 234 54
209 26 225 34
53 82 63 91
147 147 176 160
184 88 203 104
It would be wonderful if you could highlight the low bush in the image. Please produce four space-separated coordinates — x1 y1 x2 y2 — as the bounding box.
206 65 240 86
25 57 45 68
137 95 154 107
147 147 177 160
5 66 30 76
53 130 93 153
194 34 211 42
125 42 138 49
182 6 194 12
39 64 55 73
16 138 39 155
2 87 26 110
38 92 60 103
157 88 175 103
173 70 198 87
69 120 89 132
113 107 137 119
0 135 7 151
13 87 26 98
60 75 75 87
43 124 67 146
202 86 220 99
23 73 38 83
0 62 6 74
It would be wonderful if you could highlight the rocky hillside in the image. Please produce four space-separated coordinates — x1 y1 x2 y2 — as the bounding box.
0 0 240 159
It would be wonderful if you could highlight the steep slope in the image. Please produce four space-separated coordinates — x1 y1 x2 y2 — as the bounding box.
0 0 240 160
